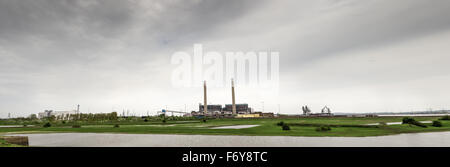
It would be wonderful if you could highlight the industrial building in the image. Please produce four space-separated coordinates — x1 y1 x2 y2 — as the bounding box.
191 79 273 118
197 104 253 116
199 104 223 113
38 110 79 120
37 105 80 120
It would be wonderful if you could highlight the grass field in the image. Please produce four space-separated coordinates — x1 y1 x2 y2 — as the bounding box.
1 116 450 139
0 138 25 147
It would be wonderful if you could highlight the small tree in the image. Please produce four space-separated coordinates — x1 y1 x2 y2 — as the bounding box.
316 126 331 132
282 124 290 130
402 117 427 128
46 115 56 122
110 112 118 121
29 114 37 120
277 121 285 126
439 115 450 120
432 121 442 127
411 121 427 128
43 122 51 128
402 117 415 124
72 125 81 128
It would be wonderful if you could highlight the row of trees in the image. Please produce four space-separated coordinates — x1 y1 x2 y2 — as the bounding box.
57 112 118 121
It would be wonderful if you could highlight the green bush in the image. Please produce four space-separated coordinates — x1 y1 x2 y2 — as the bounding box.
402 117 427 127
402 117 415 124
316 126 331 132
144 119 148 122
439 115 450 120
72 125 81 128
411 121 427 128
62 121 66 124
282 124 290 130
162 119 166 123
277 121 285 126
114 124 120 128
43 122 51 128
432 121 442 127
23 124 27 127
203 119 207 123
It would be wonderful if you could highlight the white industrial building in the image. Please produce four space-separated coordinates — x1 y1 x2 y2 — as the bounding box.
38 110 79 120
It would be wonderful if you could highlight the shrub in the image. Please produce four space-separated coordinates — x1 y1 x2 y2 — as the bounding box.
402 117 427 127
432 121 442 127
43 122 51 128
411 121 427 128
439 115 450 120
277 121 285 126
23 124 27 127
402 117 415 124
203 119 207 123
282 124 290 130
162 119 166 123
62 121 66 124
72 125 81 128
144 119 148 122
114 124 120 128
316 126 331 132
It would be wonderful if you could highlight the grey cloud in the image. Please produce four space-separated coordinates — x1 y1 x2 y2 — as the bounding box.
281 0 450 66
1 0 450 117
0 0 263 70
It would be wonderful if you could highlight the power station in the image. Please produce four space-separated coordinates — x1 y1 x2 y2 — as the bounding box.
191 79 274 118
231 79 236 115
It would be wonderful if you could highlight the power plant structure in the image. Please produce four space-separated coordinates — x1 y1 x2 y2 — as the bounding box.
203 80 208 115
192 79 274 118
231 79 237 115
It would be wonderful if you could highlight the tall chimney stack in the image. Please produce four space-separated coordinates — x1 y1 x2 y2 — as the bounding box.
231 79 237 115
203 80 207 115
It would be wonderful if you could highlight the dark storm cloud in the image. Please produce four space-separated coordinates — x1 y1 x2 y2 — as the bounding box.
0 0 134 42
140 0 265 46
0 0 138 71
0 0 264 70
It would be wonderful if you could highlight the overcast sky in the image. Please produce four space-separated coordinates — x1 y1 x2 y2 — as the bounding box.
1 0 450 118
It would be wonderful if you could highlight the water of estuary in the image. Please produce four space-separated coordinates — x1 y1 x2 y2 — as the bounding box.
9 131 450 147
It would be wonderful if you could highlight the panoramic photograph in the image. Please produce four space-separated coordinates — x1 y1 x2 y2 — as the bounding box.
1 0 450 164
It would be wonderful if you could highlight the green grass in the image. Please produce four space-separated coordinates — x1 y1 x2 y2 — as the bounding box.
0 138 25 147
1 117 450 137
